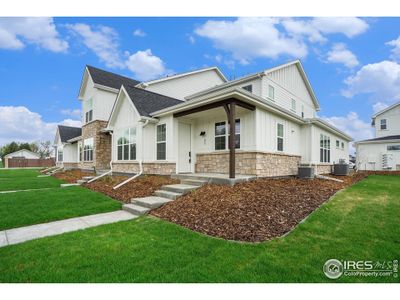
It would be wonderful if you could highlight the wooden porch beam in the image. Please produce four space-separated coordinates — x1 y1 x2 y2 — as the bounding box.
227 101 236 179
173 98 255 118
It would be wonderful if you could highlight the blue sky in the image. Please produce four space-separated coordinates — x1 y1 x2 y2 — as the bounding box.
1 17 400 147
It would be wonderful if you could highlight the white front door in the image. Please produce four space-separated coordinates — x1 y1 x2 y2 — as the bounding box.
178 122 192 173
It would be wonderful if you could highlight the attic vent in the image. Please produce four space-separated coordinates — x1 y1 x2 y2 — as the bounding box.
242 85 253 93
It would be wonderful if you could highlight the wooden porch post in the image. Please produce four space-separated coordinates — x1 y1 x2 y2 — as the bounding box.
223 101 236 179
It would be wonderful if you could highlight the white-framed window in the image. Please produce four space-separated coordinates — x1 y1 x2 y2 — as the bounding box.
214 119 240 150
291 99 296 112
388 145 400 151
78 141 82 162
242 85 253 93
84 98 93 123
57 148 63 162
83 138 94 161
336 140 340 148
116 127 136 161
268 85 275 100
277 123 284 152
380 119 387 130
157 124 166 160
320 134 330 163
341 142 344 149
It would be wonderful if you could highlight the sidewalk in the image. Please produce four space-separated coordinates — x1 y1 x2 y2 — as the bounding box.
0 210 137 248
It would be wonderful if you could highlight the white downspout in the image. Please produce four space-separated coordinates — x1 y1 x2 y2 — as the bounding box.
87 131 114 183
113 119 150 190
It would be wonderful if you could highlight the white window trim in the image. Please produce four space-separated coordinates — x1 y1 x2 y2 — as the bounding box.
276 122 284 152
156 123 167 161
116 127 137 161
380 119 387 130
320 134 331 163
291 98 296 112
83 138 94 162
214 119 241 151
268 84 275 101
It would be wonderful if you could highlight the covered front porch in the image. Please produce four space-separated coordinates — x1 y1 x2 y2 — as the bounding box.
171 97 256 179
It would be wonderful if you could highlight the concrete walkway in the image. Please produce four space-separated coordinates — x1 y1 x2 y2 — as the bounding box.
0 210 137 248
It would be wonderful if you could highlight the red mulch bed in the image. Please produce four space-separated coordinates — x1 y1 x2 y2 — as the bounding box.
85 175 179 203
151 173 368 242
52 170 95 183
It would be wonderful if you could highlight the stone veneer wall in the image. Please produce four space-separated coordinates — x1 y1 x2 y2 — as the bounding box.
63 162 78 170
195 151 301 177
112 162 176 175
78 120 111 171
315 164 332 175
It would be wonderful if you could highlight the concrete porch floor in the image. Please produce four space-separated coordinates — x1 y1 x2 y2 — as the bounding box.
171 173 256 186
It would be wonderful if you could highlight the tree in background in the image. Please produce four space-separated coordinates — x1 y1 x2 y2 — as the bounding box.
0 141 52 159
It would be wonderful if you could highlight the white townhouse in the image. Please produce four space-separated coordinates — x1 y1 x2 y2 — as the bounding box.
54 125 82 168
105 60 351 178
355 102 400 171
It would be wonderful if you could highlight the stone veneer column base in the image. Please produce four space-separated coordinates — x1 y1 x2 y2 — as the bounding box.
195 151 301 177
315 164 333 175
112 162 176 175
63 163 79 170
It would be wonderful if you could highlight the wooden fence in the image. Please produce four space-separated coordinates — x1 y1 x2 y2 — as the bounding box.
6 158 55 168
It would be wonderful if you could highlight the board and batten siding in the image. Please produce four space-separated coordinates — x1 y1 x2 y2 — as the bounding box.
255 108 301 155
264 64 317 119
144 70 226 101
63 144 78 163
374 105 400 138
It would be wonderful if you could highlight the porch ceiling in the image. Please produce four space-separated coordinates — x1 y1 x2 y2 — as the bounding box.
175 105 250 120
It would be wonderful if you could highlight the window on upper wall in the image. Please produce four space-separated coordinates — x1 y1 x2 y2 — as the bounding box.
301 105 304 118
268 85 275 100
84 98 93 123
320 134 330 163
388 145 400 151
214 120 240 150
277 123 284 152
157 124 166 160
242 85 252 93
341 142 344 149
380 119 387 130
117 127 136 161
291 99 296 112
336 140 340 148
57 148 63 162
83 138 94 161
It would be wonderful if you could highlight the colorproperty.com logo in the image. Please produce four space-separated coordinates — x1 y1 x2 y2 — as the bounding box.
323 259 398 279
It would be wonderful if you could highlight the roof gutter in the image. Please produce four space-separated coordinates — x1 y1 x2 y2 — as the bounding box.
306 118 353 141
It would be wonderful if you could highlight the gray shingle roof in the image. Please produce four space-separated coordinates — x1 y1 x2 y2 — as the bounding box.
87 65 140 90
58 125 82 143
123 84 183 117
358 135 400 143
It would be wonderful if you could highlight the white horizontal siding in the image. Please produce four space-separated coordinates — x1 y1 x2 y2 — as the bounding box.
357 142 400 170
374 105 400 138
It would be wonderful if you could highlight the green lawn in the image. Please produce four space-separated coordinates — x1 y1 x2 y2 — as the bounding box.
0 168 63 191
0 186 121 231
0 175 398 283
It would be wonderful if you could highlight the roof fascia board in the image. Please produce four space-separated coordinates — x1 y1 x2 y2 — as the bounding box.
93 83 120 94
308 118 352 141
355 138 400 144
78 66 90 100
372 101 400 118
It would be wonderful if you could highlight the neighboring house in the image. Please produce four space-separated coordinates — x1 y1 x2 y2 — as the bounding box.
3 149 40 168
56 60 351 177
54 125 82 168
355 101 400 171
107 60 351 177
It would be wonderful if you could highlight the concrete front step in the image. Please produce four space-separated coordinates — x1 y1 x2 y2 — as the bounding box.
154 190 182 200
161 184 199 194
131 196 172 209
122 204 151 215
180 179 207 186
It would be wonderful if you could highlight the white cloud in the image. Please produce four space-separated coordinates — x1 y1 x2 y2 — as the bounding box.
386 36 400 61
326 43 359 68
61 108 81 118
0 17 68 52
126 49 167 81
195 17 368 64
195 17 308 64
311 17 369 38
372 102 389 114
342 61 400 108
188 36 196 44
0 106 81 146
66 23 124 68
322 112 374 153
133 29 146 37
